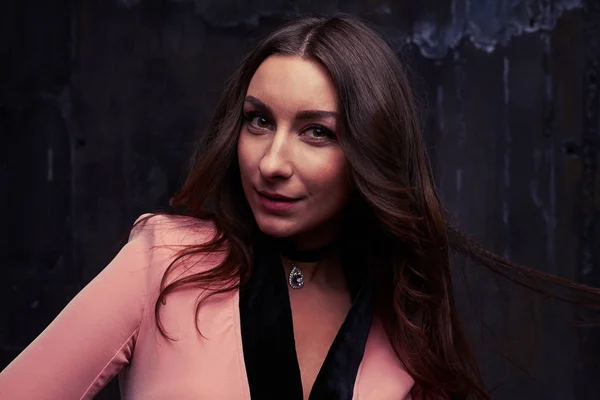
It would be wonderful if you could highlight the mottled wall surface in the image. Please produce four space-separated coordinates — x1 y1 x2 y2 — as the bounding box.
1 0 599 399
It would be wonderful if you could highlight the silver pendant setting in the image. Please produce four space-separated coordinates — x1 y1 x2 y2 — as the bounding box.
288 263 305 289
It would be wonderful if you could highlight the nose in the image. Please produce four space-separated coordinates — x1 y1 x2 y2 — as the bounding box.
258 130 293 181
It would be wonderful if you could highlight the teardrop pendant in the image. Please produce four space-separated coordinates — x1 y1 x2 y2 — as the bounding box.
288 263 305 289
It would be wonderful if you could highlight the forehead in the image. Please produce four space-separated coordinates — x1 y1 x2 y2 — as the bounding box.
247 55 338 113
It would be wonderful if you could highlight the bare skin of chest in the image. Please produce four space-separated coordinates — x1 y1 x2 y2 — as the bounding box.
289 287 352 400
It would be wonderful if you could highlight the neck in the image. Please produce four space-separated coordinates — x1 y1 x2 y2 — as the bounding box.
280 238 338 263
285 215 342 251
282 252 345 290
277 218 345 288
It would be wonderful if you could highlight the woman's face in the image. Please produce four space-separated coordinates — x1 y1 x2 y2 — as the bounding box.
237 55 351 248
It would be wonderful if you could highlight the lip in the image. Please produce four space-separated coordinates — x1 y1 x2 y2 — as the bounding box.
256 190 301 212
258 190 298 201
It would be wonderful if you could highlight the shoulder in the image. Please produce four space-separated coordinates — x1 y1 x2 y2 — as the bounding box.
127 213 226 285
129 213 219 248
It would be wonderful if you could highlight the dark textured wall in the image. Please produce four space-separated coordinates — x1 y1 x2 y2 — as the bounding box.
1 0 599 399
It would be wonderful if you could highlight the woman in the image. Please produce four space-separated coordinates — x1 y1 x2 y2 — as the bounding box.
1 14 598 400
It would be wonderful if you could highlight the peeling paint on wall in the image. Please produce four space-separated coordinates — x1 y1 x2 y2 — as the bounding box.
120 0 582 58
403 0 582 58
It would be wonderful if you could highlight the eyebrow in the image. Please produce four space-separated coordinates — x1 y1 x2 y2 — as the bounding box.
244 96 337 121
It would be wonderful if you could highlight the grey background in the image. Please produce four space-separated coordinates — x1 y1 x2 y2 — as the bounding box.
1 0 599 399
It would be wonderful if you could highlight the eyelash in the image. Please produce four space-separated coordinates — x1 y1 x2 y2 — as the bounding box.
242 111 337 141
243 112 273 130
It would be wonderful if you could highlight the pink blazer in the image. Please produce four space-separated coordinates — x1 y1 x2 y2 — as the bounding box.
0 214 414 399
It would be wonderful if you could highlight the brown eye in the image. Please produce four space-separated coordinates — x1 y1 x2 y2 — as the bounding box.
254 116 270 128
303 125 336 140
243 112 272 130
308 127 327 137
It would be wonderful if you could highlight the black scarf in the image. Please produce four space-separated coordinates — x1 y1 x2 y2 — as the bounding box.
239 235 374 399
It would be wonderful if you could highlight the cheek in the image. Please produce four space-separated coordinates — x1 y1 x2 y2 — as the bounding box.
305 153 350 200
237 133 255 178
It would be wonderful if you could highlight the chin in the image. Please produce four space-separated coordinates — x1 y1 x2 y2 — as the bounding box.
254 216 300 238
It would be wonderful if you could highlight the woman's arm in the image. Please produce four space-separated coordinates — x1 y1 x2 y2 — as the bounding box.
0 215 154 400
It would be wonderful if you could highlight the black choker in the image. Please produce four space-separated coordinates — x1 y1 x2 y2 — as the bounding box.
280 240 338 263
279 240 339 290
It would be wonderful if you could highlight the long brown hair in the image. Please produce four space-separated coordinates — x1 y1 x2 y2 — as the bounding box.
133 15 600 400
